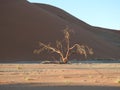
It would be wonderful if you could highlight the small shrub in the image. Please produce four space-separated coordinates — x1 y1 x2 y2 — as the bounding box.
115 79 120 84
16 65 22 69
24 77 35 81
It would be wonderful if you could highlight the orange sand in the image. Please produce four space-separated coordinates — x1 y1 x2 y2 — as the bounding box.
0 63 120 86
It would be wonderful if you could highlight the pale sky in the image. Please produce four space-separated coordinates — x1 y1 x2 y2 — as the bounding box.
28 0 120 30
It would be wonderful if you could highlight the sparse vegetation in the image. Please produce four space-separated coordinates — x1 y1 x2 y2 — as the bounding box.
24 77 35 81
33 27 93 64
17 65 22 69
115 79 120 84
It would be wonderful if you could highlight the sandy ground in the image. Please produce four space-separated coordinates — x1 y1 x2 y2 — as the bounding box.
0 63 120 90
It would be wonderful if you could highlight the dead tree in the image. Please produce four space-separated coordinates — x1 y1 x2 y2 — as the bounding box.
33 27 93 64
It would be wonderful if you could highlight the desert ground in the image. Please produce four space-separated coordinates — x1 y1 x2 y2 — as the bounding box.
0 62 120 90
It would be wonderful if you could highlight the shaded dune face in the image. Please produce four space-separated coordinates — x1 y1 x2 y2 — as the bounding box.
0 0 120 62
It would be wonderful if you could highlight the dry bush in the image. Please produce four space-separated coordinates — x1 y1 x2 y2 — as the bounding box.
33 27 93 64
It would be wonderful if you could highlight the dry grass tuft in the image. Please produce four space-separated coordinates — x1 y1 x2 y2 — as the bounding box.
115 79 120 84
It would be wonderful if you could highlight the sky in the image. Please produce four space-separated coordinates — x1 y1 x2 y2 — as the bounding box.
28 0 120 30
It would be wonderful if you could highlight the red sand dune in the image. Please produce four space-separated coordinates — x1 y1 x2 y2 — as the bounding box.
0 0 120 62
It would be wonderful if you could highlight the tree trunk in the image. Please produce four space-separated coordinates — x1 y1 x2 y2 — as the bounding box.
59 58 68 64
62 58 68 64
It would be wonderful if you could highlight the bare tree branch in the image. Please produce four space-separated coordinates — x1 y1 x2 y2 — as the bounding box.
33 27 93 63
